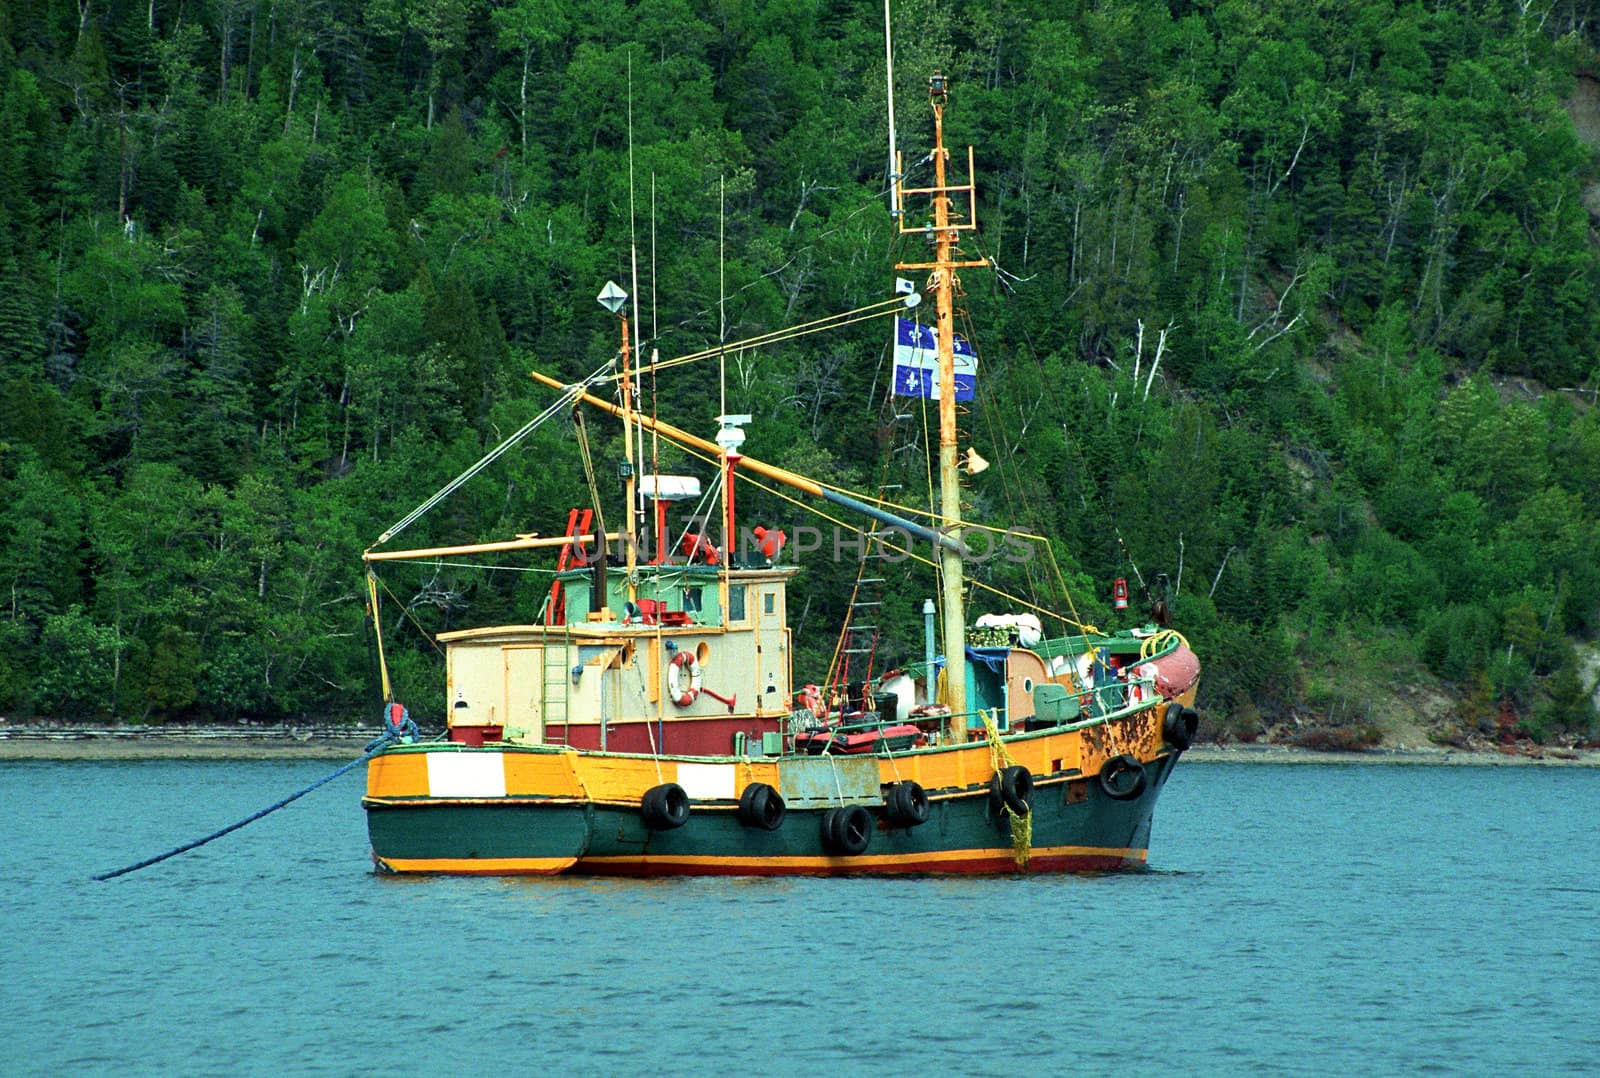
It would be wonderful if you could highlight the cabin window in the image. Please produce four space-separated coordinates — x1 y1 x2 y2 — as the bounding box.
683 586 703 613
728 585 746 622
763 591 776 615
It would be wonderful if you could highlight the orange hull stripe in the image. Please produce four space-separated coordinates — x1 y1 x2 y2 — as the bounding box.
376 856 578 875
577 844 1147 870
373 847 1146 875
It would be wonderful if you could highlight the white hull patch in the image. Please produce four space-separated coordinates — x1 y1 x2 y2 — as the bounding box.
427 752 508 798
676 762 735 800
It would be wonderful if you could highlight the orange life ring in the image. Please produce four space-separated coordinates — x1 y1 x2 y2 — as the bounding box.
668 651 703 707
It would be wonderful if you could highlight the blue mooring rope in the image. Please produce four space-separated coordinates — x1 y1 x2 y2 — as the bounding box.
91 724 412 882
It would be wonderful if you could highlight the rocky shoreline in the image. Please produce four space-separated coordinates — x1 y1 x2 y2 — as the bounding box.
1182 743 1600 767
3 723 1598 766
0 724 386 760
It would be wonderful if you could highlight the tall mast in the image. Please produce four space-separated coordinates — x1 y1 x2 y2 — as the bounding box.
598 281 637 601
895 73 986 739
619 312 638 599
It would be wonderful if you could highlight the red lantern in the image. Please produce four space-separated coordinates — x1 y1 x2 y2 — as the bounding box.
1112 577 1129 611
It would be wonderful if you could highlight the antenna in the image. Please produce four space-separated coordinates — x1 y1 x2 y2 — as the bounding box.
649 171 660 564
718 175 727 423
717 176 732 588
650 172 658 341
883 0 900 218
626 52 646 527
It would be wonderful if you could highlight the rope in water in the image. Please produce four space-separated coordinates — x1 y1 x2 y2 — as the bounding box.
91 725 409 882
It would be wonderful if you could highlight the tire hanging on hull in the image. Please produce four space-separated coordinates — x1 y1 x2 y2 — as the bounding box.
737 782 786 831
641 783 691 830
1098 755 1147 801
989 765 1033 816
1162 703 1199 751
821 805 873 855
883 781 930 827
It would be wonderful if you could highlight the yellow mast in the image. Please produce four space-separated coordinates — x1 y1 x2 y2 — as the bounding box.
598 281 638 602
895 73 986 740
619 313 639 600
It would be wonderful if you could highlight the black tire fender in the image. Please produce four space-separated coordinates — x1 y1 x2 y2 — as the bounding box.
1162 702 1198 751
821 805 873 855
737 782 786 831
989 765 1033 817
883 781 930 827
1098 754 1148 801
640 782 691 830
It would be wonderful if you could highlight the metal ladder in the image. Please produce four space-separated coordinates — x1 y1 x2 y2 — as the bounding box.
830 397 929 708
545 507 593 626
539 630 570 744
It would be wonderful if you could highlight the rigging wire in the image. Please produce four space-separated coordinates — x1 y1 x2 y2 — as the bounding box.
372 360 612 548
965 309 1052 610
572 407 609 543
371 573 449 657
668 437 1094 633
595 298 909 385
649 154 932 347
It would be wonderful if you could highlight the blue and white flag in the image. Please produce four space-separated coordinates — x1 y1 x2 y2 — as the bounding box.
892 317 976 401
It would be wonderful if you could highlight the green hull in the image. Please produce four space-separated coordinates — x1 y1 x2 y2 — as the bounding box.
365 752 1179 876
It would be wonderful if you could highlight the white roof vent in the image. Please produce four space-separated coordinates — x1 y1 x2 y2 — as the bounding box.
640 475 702 501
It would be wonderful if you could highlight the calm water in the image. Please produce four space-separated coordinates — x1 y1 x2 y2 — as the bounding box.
5 759 1597 1076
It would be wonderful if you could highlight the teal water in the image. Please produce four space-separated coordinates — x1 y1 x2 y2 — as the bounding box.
5 759 1597 1076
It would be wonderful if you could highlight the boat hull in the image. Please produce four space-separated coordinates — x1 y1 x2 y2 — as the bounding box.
364 735 1181 877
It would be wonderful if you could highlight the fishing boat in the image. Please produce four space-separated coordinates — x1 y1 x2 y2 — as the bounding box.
360 74 1200 877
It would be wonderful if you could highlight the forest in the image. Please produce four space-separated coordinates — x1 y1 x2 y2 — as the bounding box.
1 0 1598 746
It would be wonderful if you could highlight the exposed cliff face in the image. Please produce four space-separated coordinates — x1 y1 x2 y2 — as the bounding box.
1578 642 1600 714
1568 77 1600 224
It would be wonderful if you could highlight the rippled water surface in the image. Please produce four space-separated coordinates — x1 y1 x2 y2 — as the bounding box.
6 759 1597 1076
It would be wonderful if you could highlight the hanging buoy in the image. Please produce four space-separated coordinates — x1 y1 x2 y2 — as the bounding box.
668 651 703 707
1112 577 1129 611
384 702 417 742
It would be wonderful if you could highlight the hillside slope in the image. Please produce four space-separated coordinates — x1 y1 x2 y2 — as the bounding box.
0 3 1595 745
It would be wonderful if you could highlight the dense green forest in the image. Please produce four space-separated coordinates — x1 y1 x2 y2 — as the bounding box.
2 0 1598 744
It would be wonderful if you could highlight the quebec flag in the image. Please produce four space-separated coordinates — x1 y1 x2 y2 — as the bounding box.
892 317 976 401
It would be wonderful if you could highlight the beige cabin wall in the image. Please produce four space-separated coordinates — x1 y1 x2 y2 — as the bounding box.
448 646 503 728
752 583 790 716
502 646 543 743
440 571 798 737
1006 650 1050 724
